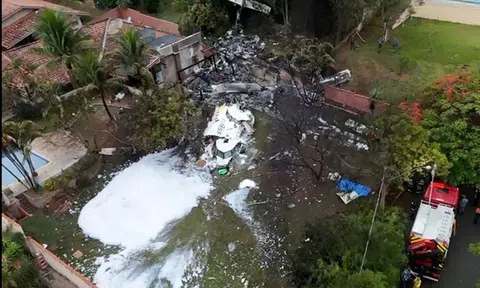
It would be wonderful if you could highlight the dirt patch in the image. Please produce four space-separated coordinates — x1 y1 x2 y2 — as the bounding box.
75 105 133 152
45 192 75 217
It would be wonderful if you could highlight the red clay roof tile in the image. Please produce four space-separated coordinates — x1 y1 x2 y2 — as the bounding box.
2 10 37 50
90 7 180 35
3 41 70 86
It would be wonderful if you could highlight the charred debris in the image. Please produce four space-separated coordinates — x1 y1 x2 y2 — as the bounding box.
183 29 352 113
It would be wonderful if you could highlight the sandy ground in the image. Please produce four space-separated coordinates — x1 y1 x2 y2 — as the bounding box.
413 0 480 26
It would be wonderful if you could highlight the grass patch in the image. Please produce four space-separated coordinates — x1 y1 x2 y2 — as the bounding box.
156 2 182 23
20 165 122 278
337 18 480 102
47 0 103 18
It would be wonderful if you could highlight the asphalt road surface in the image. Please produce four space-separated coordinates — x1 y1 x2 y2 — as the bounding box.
423 202 480 288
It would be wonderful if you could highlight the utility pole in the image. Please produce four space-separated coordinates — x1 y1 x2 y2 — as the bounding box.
427 164 437 205
360 167 386 272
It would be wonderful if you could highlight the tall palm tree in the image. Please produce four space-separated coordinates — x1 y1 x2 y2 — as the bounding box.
34 9 93 87
73 51 126 122
105 27 156 89
2 121 41 191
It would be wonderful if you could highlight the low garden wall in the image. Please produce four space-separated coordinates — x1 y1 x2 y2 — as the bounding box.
2 213 97 288
26 237 98 288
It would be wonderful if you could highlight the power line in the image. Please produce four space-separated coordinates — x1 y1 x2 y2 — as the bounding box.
359 167 386 272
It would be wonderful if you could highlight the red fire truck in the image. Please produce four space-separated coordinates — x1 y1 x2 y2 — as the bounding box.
408 182 460 282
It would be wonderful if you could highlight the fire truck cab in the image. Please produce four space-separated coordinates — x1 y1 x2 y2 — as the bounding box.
408 182 459 282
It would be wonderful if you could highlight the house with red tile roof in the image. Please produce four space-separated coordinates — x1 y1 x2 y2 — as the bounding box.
1 0 88 51
89 7 180 35
2 7 207 103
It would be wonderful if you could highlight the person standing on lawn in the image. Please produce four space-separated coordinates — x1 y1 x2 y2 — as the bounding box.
393 38 399 53
377 37 383 53
350 36 357 51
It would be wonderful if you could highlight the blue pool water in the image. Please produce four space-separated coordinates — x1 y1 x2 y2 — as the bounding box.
2 151 48 186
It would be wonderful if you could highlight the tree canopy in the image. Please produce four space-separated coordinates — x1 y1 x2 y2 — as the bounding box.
376 113 451 183
420 69 480 186
176 0 230 36
292 206 407 287
126 85 197 152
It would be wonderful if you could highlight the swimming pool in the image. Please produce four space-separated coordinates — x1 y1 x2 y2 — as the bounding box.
2 151 49 186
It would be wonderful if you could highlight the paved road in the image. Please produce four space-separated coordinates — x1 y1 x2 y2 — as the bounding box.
423 198 480 287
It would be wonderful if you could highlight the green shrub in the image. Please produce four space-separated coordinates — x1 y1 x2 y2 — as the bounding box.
43 178 56 191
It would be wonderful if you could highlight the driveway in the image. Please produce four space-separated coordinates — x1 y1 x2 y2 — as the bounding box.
424 194 480 287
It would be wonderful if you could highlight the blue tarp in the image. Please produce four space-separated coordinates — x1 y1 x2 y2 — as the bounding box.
337 178 371 197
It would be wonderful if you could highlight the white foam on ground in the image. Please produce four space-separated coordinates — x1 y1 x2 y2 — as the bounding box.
223 187 286 272
224 188 252 222
239 179 257 189
78 149 212 287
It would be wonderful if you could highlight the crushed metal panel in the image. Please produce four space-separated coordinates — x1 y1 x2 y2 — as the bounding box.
227 0 271 14
211 83 263 93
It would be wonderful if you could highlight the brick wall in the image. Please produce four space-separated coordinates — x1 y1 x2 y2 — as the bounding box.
26 237 98 288
2 213 25 235
323 85 387 115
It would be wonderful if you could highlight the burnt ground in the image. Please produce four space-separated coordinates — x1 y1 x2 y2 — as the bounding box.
244 92 383 286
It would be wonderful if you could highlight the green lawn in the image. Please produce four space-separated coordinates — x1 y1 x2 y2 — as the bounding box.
336 18 480 102
47 0 102 18
20 169 121 279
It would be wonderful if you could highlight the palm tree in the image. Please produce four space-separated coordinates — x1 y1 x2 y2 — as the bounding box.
73 51 126 122
290 37 335 75
34 9 93 87
105 27 156 89
2 121 41 191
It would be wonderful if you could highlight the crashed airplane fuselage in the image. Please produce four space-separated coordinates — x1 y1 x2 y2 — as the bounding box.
201 104 255 172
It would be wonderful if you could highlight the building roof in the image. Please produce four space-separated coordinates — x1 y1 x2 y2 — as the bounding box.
411 202 455 246
2 10 37 50
3 41 70 87
2 53 12 71
2 0 87 21
422 182 460 208
2 14 176 87
89 7 180 35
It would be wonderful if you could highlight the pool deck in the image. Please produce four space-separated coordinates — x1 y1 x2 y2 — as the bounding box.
412 0 480 26
3 130 88 197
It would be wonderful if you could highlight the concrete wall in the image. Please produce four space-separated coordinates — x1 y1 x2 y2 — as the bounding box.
2 213 25 235
161 54 179 84
26 236 98 288
2 9 34 28
158 32 204 84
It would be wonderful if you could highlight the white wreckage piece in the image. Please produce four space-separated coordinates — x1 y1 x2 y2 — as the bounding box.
227 0 272 14
337 191 361 205
201 104 255 170
319 69 352 87
315 116 369 151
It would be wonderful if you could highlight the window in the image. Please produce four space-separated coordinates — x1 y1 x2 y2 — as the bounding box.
437 188 449 194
